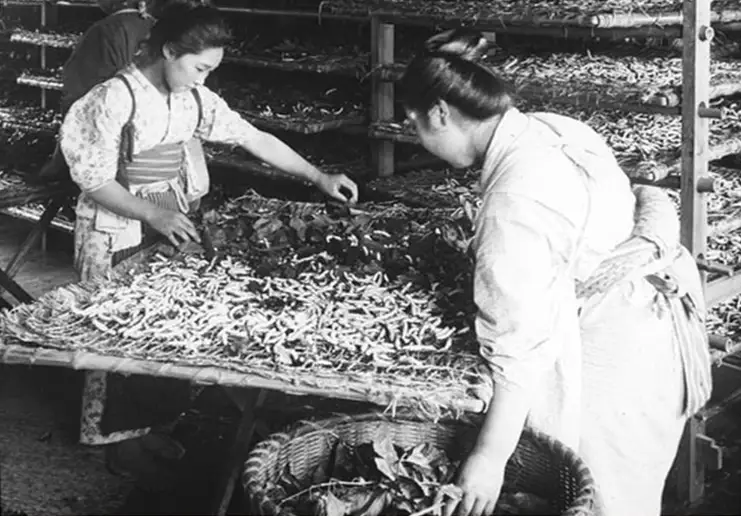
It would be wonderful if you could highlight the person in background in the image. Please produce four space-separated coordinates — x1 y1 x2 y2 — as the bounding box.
60 3 358 491
399 29 711 516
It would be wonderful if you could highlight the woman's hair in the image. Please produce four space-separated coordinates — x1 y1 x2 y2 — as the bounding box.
146 0 211 19
96 0 138 14
139 3 231 61
399 28 515 121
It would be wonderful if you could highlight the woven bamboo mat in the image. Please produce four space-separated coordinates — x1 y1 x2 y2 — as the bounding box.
323 0 741 28
0 246 489 418
10 28 79 49
387 51 741 110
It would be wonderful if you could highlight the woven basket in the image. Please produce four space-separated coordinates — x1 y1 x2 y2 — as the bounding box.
243 413 597 516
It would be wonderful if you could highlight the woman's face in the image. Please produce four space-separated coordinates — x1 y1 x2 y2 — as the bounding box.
163 46 223 93
406 104 475 169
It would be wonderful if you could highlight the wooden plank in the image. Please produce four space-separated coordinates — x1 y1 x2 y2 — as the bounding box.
39 1 48 111
370 16 395 177
0 346 486 414
679 0 711 257
707 274 741 306
5 197 64 279
210 388 267 516
674 416 708 505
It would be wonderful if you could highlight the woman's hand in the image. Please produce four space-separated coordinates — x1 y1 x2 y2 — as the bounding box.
146 208 201 247
444 445 507 516
315 172 359 204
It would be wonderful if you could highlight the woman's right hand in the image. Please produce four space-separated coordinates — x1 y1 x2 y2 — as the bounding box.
146 207 200 247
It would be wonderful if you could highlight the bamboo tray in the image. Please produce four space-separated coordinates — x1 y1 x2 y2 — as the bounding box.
10 28 79 49
0 170 73 209
17 71 63 91
0 105 61 134
371 100 741 175
366 167 481 209
214 79 367 134
0 110 368 180
224 38 368 76
11 29 368 76
0 246 489 417
224 53 366 76
1 214 736 416
323 0 741 29
381 52 741 111
15 71 369 134
240 111 366 134
0 342 486 415
0 203 75 233
204 143 369 179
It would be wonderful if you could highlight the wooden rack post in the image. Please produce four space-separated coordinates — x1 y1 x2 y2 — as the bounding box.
39 1 49 110
370 15 395 177
675 0 720 505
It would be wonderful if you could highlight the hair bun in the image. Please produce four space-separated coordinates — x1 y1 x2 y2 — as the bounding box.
424 28 490 62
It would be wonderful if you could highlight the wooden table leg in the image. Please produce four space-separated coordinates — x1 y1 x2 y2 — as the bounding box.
5 197 64 279
0 271 34 304
211 388 268 516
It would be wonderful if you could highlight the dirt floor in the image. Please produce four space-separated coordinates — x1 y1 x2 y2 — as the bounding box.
0 217 741 516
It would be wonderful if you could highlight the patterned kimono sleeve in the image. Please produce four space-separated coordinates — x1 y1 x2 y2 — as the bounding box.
474 192 578 391
194 85 262 148
60 79 133 193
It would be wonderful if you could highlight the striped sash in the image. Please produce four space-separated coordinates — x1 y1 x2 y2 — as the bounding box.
123 142 183 185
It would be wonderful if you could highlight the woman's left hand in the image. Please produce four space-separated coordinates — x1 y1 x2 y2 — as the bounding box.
316 172 359 204
444 445 507 516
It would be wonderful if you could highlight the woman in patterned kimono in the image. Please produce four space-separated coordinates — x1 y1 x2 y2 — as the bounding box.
39 0 198 181
399 29 712 516
59 4 358 489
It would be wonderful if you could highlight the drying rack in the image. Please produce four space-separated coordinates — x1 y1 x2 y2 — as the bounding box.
0 170 74 306
1 0 741 511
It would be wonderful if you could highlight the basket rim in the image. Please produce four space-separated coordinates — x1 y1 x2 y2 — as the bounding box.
242 412 598 516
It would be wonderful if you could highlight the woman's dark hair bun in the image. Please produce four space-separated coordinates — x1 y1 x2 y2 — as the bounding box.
424 28 490 62
399 28 512 121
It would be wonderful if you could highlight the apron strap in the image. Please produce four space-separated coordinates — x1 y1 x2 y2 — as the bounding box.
192 87 203 129
115 74 137 190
